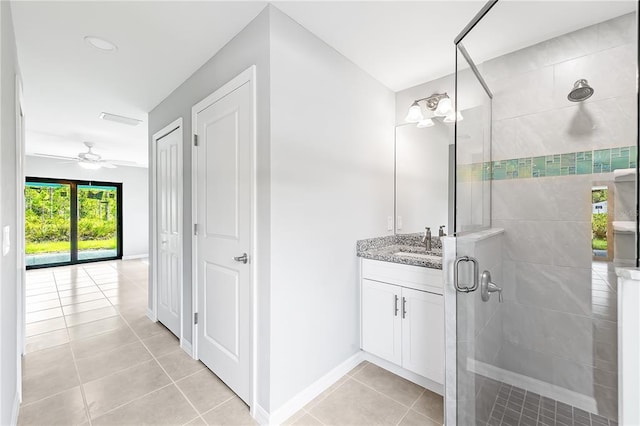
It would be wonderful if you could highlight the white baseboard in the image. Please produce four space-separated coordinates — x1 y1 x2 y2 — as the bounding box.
264 351 364 425
180 339 193 358
468 358 598 414
122 254 149 260
362 352 444 396
146 308 156 322
253 404 270 426
11 390 20 426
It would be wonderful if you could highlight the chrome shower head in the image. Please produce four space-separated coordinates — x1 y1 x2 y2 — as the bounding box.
568 79 594 102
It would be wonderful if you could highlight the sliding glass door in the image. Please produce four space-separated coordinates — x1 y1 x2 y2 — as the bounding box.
25 181 72 266
78 185 119 261
25 177 123 268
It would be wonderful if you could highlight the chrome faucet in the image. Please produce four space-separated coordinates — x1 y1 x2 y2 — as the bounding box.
422 227 432 251
439 225 446 239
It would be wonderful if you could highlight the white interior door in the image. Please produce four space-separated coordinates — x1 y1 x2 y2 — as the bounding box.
194 77 253 404
156 125 182 337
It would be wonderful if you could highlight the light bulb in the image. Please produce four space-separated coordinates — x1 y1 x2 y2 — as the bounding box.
435 96 453 116
417 118 434 128
443 111 464 123
405 101 424 123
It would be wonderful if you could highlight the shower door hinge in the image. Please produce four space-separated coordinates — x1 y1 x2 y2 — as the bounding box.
193 134 198 146
193 224 198 236
194 313 198 325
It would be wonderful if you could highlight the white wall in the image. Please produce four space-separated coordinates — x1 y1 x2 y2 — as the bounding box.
25 155 149 258
268 6 395 411
0 2 21 424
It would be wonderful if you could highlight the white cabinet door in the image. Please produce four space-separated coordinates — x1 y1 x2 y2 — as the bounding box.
362 279 402 365
401 287 444 384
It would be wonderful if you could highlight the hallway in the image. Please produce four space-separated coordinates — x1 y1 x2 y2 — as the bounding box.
20 260 254 425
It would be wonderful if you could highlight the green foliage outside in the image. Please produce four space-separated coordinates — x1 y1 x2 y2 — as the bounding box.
25 184 117 254
592 238 607 250
592 189 607 203
25 238 117 254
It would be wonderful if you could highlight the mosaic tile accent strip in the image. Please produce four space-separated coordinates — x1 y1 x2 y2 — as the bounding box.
458 146 637 182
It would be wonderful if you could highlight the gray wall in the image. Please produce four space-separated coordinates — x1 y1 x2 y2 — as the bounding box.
0 1 21 424
148 6 272 407
486 12 636 419
25 156 149 258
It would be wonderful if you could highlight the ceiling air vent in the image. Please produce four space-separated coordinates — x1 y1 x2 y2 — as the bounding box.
99 112 142 126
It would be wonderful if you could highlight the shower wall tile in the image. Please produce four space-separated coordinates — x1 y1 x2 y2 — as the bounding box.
550 356 595 394
492 219 555 265
543 24 599 67
503 262 592 316
498 340 555 385
594 384 617 420
492 176 592 222
551 221 592 269
492 66 555 121
597 13 637 50
502 303 594 366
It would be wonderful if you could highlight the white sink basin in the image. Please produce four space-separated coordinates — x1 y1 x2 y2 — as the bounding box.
393 251 441 261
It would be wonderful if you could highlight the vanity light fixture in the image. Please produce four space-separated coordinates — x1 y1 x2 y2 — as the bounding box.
405 101 424 123
443 111 464 123
417 118 435 128
405 93 462 128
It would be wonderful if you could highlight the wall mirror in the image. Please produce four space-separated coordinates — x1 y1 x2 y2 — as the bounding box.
394 122 452 235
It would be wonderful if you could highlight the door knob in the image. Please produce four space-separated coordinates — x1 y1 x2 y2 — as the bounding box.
233 253 248 264
480 270 503 302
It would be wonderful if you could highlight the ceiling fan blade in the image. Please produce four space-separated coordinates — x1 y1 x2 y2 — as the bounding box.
102 162 117 169
31 153 77 161
104 159 140 167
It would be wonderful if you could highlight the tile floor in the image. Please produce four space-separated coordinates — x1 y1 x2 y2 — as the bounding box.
20 260 445 426
284 361 443 426
20 260 254 426
485 382 617 426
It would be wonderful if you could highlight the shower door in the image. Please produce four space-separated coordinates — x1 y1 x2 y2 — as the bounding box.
451 31 498 426
450 1 637 425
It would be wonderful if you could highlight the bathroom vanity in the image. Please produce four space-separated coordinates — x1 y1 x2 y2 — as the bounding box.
357 234 444 392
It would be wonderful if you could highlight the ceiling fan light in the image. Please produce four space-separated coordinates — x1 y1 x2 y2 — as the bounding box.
78 161 102 170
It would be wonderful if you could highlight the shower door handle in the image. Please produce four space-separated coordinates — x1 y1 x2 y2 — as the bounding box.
453 256 479 293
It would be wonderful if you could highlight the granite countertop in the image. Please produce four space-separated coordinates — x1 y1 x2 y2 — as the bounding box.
356 233 443 270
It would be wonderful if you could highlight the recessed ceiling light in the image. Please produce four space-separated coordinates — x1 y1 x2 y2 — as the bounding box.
99 112 142 126
84 36 117 52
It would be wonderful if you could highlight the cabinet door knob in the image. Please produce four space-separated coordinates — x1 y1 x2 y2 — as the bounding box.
394 295 399 317
402 297 407 319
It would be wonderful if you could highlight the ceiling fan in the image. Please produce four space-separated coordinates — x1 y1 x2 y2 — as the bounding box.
33 141 136 169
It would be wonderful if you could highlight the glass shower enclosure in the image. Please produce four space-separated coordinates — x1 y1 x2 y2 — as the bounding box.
450 1 637 425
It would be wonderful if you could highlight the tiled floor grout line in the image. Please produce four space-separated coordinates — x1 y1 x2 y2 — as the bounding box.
394 388 426 426
53 269 94 426
20 263 154 424
349 374 423 411
112 296 210 426
301 407 327 425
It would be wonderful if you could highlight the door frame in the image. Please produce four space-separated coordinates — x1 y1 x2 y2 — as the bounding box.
191 65 257 413
16 74 25 403
150 118 184 345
